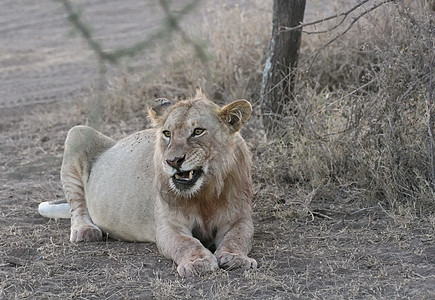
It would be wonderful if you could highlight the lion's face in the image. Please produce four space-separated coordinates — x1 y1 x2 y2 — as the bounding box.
149 93 252 198
160 100 222 196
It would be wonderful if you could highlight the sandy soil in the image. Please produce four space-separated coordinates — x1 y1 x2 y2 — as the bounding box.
1 102 434 298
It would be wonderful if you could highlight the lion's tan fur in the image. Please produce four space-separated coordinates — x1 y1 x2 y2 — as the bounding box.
59 91 256 276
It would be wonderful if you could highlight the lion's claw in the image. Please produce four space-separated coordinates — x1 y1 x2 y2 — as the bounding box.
216 252 257 270
70 224 103 242
177 255 219 277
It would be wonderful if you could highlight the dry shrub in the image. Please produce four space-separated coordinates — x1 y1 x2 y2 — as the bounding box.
262 1 435 211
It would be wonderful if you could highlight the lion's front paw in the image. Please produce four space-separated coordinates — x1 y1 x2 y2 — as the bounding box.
216 251 257 271
70 224 103 242
177 254 219 277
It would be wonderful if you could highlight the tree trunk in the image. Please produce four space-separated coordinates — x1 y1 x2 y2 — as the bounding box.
261 0 306 134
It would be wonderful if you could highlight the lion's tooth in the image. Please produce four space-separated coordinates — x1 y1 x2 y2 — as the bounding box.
175 174 181 180
189 170 193 180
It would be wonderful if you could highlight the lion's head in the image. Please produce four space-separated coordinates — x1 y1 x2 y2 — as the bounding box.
149 91 252 201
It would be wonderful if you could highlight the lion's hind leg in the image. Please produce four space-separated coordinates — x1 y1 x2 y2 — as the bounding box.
61 125 115 243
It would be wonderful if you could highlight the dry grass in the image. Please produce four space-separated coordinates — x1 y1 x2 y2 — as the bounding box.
1 0 435 299
258 0 435 213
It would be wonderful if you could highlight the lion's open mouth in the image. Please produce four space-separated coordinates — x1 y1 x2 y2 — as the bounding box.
172 168 203 187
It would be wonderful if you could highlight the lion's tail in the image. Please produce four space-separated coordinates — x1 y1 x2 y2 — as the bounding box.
38 200 71 219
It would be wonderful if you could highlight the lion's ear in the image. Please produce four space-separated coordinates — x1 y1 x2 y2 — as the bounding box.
148 98 173 127
219 99 252 132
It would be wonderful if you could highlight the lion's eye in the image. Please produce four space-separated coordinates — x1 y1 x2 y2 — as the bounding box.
162 130 171 138
192 128 205 136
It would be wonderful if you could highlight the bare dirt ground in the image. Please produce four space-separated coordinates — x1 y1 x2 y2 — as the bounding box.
1 0 435 299
1 101 434 299
0 0 179 108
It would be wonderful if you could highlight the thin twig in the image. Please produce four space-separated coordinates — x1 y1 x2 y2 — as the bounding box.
395 0 435 35
279 0 394 34
313 0 395 54
261 0 396 103
280 0 370 32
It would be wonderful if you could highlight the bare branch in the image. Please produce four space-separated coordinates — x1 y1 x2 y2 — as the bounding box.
279 0 372 33
317 1 394 49
262 0 397 100
280 0 395 37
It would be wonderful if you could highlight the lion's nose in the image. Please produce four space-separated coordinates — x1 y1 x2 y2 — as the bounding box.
166 155 186 169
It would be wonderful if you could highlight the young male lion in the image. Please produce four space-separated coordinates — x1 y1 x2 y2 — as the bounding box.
39 91 256 277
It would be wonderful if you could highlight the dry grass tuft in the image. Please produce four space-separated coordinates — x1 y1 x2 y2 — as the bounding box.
258 1 435 215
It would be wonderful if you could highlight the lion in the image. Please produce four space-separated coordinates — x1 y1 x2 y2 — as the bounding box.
38 91 257 277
